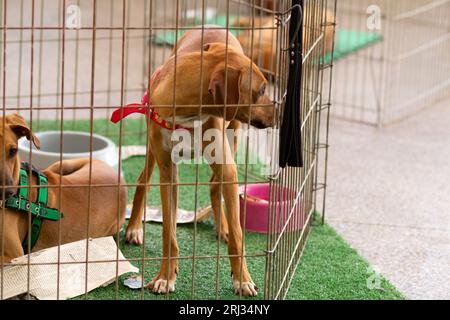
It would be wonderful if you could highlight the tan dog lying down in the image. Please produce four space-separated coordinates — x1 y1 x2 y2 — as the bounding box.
0 114 127 263
125 28 275 297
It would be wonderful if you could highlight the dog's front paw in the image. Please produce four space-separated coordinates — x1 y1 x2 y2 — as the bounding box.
233 280 258 297
217 230 229 243
125 227 143 245
147 277 176 294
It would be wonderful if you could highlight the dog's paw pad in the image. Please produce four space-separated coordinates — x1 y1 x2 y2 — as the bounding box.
125 228 143 245
233 280 258 297
147 279 175 294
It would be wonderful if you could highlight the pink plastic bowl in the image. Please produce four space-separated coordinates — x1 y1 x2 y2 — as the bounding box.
239 183 302 234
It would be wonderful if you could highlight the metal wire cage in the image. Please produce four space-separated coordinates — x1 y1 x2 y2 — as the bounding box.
0 0 336 300
332 0 450 127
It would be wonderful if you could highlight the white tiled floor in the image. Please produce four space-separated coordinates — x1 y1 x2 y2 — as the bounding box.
326 96 450 300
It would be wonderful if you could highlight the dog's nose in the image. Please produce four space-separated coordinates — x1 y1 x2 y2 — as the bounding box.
249 97 275 129
250 119 270 129
250 111 274 129
0 188 15 200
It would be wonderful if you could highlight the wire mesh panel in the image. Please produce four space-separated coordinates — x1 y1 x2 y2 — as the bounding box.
332 0 450 126
0 0 335 300
265 0 336 300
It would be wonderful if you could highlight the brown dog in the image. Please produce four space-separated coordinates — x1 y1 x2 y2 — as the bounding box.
125 28 274 296
174 28 247 244
235 7 335 75
0 114 127 263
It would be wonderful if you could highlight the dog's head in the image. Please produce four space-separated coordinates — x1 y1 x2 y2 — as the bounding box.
205 43 275 129
0 114 40 199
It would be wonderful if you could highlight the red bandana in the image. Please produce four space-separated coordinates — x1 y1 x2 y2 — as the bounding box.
110 67 187 131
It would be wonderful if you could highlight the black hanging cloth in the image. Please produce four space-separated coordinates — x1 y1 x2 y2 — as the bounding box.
279 0 304 168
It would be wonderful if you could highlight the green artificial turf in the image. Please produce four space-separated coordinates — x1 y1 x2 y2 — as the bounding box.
33 119 403 300
286 219 404 300
72 217 404 300
322 29 383 64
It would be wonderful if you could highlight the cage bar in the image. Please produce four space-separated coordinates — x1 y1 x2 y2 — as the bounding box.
332 0 450 126
0 0 335 300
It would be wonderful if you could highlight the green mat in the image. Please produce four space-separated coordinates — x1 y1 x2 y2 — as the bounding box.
323 29 383 64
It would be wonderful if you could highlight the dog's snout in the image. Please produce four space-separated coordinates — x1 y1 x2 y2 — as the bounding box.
0 175 16 200
240 105 275 129
250 118 270 129
250 101 275 129
0 188 15 200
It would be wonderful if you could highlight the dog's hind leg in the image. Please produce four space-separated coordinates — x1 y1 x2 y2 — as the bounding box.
125 147 155 245
209 120 240 243
209 173 229 243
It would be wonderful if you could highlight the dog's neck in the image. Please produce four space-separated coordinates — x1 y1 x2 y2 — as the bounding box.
163 114 211 129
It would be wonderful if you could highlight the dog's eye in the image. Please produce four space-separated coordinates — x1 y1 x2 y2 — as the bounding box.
259 85 266 96
9 147 18 158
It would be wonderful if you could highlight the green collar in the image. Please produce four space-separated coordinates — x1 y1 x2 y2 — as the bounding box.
1 162 63 254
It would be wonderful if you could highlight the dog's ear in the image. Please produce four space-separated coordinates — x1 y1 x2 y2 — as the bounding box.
203 44 211 52
6 114 41 149
208 66 242 121
203 43 225 53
